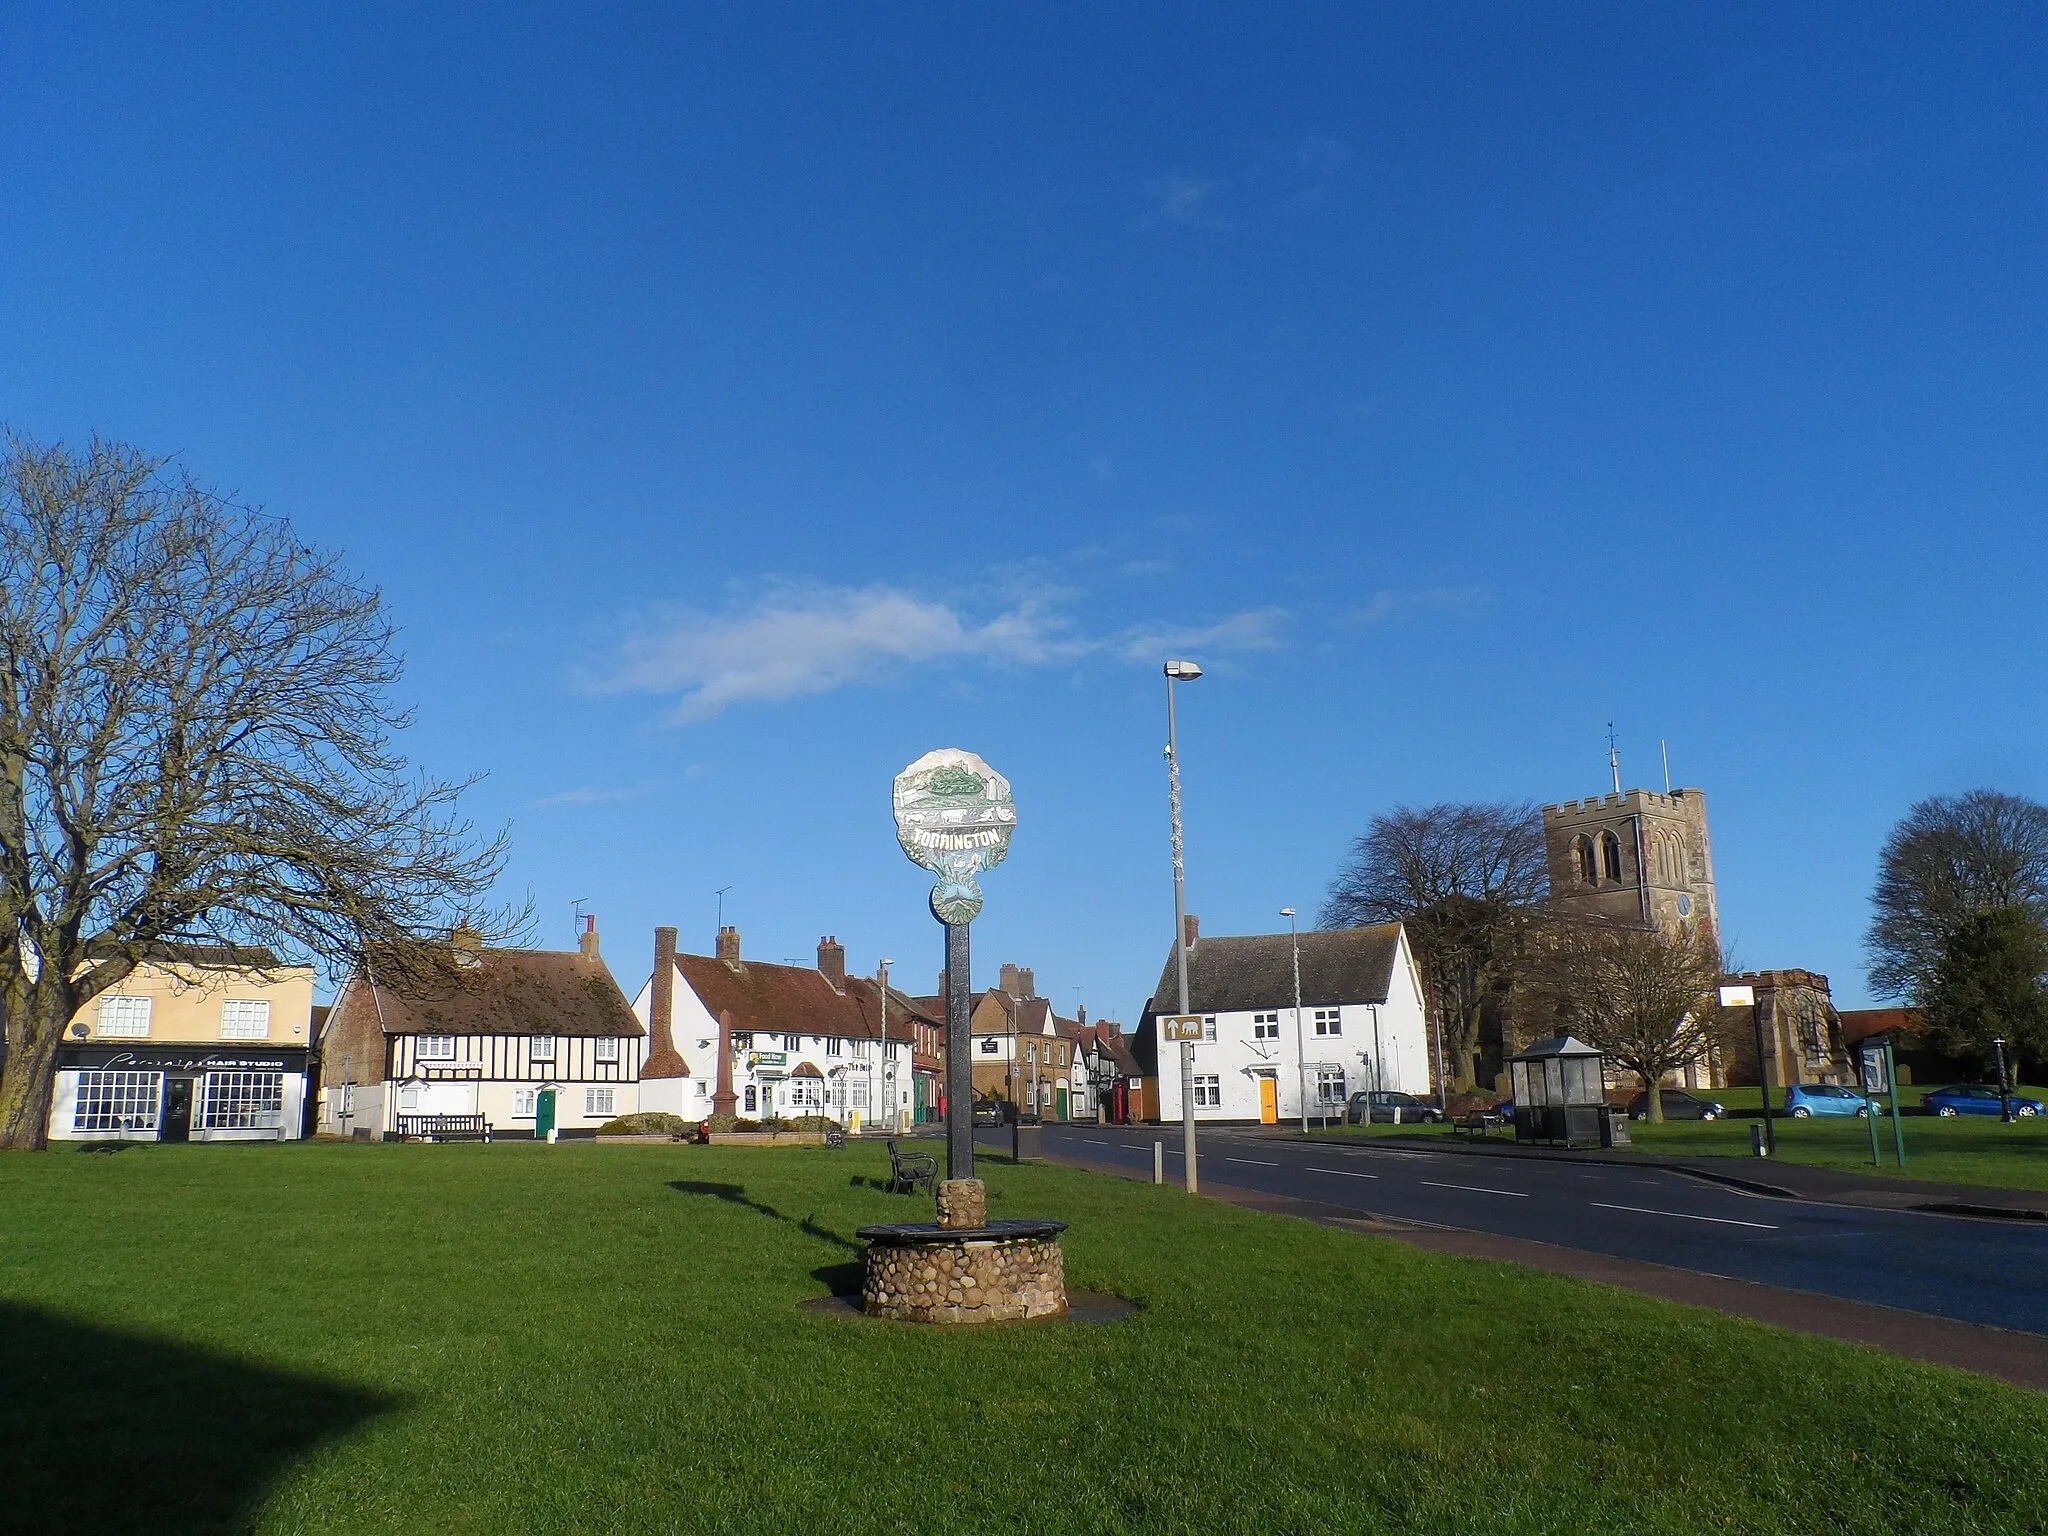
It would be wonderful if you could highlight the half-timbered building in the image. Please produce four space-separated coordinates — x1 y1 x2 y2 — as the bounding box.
316 918 644 1139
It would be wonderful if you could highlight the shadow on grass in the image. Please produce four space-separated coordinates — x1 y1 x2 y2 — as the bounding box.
0 1301 398 1536
668 1180 860 1252
811 1259 866 1297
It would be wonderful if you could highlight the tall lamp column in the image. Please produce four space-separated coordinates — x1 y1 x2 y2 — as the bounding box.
1165 658 1203 1193
1282 907 1307 1134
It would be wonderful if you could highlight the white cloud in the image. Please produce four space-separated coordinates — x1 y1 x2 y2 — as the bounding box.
595 581 1284 721
1139 174 1232 231
1343 586 1490 627
532 782 660 809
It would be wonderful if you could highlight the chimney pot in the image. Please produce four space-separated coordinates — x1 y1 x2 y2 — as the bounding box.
579 915 602 962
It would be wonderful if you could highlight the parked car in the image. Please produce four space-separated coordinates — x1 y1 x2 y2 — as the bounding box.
1924 1084 2046 1118
1626 1089 1725 1121
970 1098 1011 1127
1783 1082 1870 1118
1346 1090 1444 1125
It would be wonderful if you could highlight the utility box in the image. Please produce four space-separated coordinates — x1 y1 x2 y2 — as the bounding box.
1012 1122 1044 1161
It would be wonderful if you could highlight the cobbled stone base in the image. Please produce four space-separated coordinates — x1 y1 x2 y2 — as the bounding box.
859 1223 1068 1324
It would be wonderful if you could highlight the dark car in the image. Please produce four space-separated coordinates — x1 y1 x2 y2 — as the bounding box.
970 1098 1010 1127
1626 1088 1725 1121
1347 1090 1444 1125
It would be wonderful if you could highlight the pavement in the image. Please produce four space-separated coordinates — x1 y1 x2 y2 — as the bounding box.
971 1121 2048 1392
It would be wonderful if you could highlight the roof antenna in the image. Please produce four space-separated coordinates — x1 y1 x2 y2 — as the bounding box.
1607 722 1622 795
715 885 733 929
570 898 588 945
1661 739 1672 794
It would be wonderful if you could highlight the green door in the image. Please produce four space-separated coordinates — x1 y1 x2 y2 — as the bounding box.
535 1088 557 1140
1056 1087 1068 1121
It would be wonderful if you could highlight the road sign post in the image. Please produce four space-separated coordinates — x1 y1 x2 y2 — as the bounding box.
1859 1042 1888 1167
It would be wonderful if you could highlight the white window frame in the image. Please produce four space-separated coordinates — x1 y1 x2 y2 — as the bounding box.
1252 1012 1280 1040
201 1070 285 1130
96 995 153 1038
72 1069 161 1132
417 1034 456 1062
513 1087 537 1117
585 1086 615 1117
1316 1069 1347 1104
530 1034 557 1062
220 999 271 1040
1313 1009 1342 1037
1192 1074 1222 1108
593 1037 620 1064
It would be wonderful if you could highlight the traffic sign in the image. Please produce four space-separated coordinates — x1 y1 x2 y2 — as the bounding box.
1161 1016 1206 1043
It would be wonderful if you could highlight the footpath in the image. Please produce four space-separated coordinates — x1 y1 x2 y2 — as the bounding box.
1287 1130 2048 1222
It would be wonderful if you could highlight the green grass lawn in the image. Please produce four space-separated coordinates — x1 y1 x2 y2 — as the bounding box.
4 1142 2048 1534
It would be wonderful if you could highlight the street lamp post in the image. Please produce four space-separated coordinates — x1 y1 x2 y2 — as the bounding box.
1165 658 1203 1193
1282 907 1307 1134
878 958 894 1130
1995 1035 2014 1123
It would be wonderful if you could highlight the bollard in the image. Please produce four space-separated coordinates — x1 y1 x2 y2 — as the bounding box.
1751 1123 1767 1158
1153 1141 1164 1184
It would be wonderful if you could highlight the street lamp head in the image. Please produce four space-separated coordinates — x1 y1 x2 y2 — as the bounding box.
880 957 894 967
1164 659 1203 681
1280 907 1296 917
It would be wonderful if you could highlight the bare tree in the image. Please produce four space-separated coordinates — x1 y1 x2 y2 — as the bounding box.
1321 802 1548 1091
1520 916 1729 1123
0 434 514 1150
1867 789 2048 1004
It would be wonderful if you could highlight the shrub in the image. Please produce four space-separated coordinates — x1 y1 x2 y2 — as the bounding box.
595 1112 692 1137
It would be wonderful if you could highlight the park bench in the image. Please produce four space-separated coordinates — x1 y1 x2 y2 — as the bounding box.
1454 1110 1508 1139
825 1125 849 1150
395 1113 493 1142
886 1139 937 1197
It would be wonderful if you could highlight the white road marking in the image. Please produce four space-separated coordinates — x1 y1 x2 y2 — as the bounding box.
1593 1202 1779 1230
1226 1157 1280 1167
1422 1180 1529 1198
1307 1167 1379 1180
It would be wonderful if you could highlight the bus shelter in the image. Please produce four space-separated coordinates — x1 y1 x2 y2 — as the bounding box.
1509 1035 1618 1148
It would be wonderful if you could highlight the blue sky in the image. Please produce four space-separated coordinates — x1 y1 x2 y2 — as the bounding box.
5 4 2045 1015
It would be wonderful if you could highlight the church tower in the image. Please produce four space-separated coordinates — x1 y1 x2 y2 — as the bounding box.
1541 787 1718 943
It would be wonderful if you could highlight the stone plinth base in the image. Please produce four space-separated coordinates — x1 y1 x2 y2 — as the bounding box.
855 1219 1068 1324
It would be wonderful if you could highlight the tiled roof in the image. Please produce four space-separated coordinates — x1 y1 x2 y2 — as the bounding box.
1838 1007 1922 1046
358 949 642 1038
671 954 938 1042
1144 923 1406 1017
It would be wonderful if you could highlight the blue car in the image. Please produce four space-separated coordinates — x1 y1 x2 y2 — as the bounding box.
1924 1084 2046 1118
1784 1083 1870 1118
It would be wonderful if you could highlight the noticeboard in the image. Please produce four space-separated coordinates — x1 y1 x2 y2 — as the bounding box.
1858 1045 1891 1096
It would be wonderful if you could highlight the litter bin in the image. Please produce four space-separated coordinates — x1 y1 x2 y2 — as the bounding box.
1013 1121 1044 1161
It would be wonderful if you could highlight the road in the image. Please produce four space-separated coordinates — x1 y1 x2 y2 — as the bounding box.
982 1122 2048 1337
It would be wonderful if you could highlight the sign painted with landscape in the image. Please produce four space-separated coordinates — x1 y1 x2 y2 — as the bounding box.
893 747 1016 924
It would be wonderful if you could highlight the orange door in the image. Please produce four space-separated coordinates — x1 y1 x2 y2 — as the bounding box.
1258 1076 1279 1124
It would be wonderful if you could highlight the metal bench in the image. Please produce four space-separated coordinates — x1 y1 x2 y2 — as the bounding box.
886 1139 937 1197
395 1113 493 1142
1454 1111 1507 1139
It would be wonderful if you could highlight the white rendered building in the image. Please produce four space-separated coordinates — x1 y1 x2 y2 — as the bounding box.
1135 919 1431 1124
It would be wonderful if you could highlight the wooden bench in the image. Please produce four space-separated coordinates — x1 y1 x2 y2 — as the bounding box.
396 1114 493 1142
886 1139 937 1197
1454 1111 1507 1139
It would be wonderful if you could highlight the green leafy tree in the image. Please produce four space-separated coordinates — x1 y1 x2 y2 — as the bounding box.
1922 905 2048 1077
1867 789 2048 1004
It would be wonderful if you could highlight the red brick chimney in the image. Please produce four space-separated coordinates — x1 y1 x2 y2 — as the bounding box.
643 926 685 1078
817 935 846 989
1000 963 1021 997
578 914 601 962
716 925 741 965
1182 914 1199 949
1018 967 1036 999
